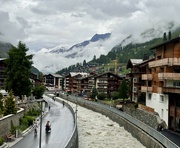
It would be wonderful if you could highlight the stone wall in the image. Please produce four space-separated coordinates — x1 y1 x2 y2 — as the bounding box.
0 108 24 138
123 105 167 130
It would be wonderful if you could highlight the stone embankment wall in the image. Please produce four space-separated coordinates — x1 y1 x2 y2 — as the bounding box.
123 105 167 130
0 108 24 137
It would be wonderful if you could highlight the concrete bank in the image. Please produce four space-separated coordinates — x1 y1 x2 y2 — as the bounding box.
58 94 178 148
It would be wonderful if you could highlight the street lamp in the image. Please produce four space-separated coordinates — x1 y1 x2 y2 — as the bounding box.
76 97 77 123
37 99 43 148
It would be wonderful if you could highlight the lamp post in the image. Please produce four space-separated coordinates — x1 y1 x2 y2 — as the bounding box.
39 100 43 148
75 97 78 122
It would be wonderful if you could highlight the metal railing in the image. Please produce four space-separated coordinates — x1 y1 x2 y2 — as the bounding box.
62 94 179 148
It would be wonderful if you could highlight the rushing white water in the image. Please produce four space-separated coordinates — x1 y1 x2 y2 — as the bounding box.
69 102 146 148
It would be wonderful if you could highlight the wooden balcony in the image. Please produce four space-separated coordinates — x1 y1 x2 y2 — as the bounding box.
162 87 180 94
141 86 153 92
158 73 180 80
149 58 180 67
142 74 153 80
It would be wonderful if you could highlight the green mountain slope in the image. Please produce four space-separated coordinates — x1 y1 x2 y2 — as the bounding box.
57 29 180 75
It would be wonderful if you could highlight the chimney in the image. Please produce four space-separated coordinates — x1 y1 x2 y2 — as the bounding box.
168 31 171 40
163 32 167 42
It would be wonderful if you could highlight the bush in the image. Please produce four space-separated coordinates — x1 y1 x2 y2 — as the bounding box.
134 102 138 108
0 137 4 146
25 116 35 126
25 108 40 117
111 92 119 100
97 93 106 100
20 117 28 126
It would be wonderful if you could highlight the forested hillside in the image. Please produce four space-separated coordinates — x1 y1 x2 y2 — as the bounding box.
0 42 13 58
57 29 180 76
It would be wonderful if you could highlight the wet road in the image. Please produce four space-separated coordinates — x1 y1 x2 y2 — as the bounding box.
12 95 75 148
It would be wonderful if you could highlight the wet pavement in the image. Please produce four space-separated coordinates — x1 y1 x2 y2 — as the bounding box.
161 129 180 147
7 95 75 148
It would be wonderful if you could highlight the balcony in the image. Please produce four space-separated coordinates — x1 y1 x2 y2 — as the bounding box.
141 86 153 92
158 73 180 80
162 87 180 94
149 58 180 68
142 74 153 80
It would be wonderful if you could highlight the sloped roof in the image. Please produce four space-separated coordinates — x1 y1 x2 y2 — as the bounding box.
70 72 89 77
126 59 143 69
51 74 62 78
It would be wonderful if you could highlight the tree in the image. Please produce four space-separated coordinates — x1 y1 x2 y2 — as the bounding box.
32 84 46 99
4 90 17 116
97 93 106 100
118 79 128 102
5 41 33 99
0 93 4 115
83 60 86 66
91 87 98 99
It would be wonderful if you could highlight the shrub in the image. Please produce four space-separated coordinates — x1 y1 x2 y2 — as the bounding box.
134 102 138 108
111 92 119 100
0 137 4 146
25 116 35 126
97 93 106 100
25 108 40 117
20 117 28 126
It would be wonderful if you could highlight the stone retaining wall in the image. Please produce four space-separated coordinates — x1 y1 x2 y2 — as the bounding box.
0 108 24 138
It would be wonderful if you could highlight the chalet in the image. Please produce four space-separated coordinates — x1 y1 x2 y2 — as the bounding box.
141 34 180 132
77 73 97 95
127 58 154 103
94 72 124 97
44 74 63 91
64 72 89 93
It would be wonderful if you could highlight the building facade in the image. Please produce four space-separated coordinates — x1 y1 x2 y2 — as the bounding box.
141 35 180 132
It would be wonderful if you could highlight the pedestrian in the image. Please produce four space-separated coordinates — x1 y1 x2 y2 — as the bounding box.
63 100 65 107
49 105 50 110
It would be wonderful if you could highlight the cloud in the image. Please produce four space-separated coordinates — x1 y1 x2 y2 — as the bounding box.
1 0 180 73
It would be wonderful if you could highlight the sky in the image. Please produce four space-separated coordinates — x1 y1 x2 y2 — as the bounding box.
0 0 180 73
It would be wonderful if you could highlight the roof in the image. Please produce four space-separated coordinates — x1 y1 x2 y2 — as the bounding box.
70 72 89 77
134 58 155 68
150 37 180 50
51 74 62 78
95 71 122 79
126 59 143 69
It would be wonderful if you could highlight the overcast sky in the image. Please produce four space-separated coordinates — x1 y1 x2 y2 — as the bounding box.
1 0 180 53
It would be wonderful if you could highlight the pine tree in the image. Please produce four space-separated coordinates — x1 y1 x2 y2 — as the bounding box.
118 79 128 102
0 93 4 115
4 90 17 116
5 41 33 99
91 87 98 99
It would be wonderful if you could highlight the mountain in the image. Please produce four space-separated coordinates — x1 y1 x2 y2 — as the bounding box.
57 27 180 75
49 33 111 58
33 33 112 74
0 42 13 58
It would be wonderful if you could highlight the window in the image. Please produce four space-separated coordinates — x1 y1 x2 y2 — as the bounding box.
160 95 164 102
173 81 180 87
133 87 137 92
133 78 137 83
148 93 152 100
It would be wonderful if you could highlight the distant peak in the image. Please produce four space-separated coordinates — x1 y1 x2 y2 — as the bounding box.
90 33 111 42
